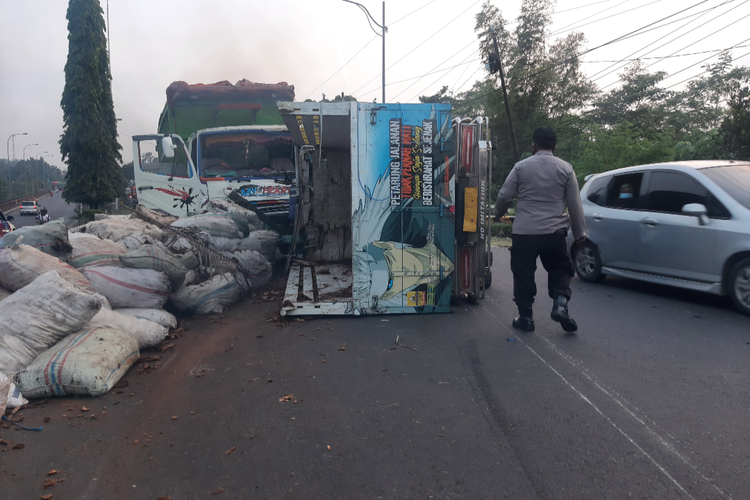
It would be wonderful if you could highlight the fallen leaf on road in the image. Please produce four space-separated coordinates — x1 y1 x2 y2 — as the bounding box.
327 445 331 450
159 343 175 352
81 407 89 412
157 497 173 500
171 416 178 420
43 478 56 488
224 447 236 456
278 394 294 402
12 443 25 450
48 470 59 475
211 488 224 495
113 380 129 389
296 318 305 322
41 495 52 500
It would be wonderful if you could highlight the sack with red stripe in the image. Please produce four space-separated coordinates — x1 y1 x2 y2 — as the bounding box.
81 266 170 309
13 327 139 398
0 244 94 292
119 245 188 289
69 232 127 268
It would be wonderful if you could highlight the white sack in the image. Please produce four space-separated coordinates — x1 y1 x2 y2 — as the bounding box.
114 308 177 329
205 199 263 231
169 272 242 315
119 245 188 289
0 245 94 292
0 271 104 373
236 230 280 260
225 250 273 288
0 372 27 412
0 285 11 302
71 218 163 242
199 233 241 253
14 328 139 398
0 218 72 262
84 308 167 348
69 232 127 268
170 214 242 239
118 233 171 253
81 266 170 309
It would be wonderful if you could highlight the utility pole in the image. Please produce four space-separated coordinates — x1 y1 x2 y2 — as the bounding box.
344 0 387 103
487 28 519 163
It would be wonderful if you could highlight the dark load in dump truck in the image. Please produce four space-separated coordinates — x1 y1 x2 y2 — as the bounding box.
276 101 492 316
133 80 297 222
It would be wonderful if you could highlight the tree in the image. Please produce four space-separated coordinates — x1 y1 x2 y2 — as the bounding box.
59 0 124 209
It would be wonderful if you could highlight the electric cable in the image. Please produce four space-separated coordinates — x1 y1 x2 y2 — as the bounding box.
663 47 750 90
350 0 482 97
589 0 742 83
599 8 750 91
389 0 437 25
549 0 633 38
458 0 711 106
305 35 378 100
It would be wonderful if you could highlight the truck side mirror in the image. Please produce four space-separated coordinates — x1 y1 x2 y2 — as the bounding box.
682 203 708 226
161 135 176 159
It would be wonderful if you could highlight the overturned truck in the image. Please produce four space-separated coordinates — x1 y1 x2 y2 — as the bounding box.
278 102 492 316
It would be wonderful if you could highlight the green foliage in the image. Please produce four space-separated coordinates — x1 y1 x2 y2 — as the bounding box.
121 161 134 182
59 0 124 210
490 222 513 238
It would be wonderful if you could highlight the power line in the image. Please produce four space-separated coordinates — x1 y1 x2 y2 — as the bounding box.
305 35 379 99
660 36 750 85
664 47 750 90
549 0 633 38
389 0 437 25
389 39 480 100
459 0 711 106
580 44 750 61
350 0 482 97
304 0 436 101
407 55 481 102
599 7 750 91
590 0 743 84
556 0 623 14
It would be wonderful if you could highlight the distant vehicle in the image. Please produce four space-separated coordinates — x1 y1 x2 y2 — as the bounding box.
570 160 750 315
19 201 40 216
0 208 15 236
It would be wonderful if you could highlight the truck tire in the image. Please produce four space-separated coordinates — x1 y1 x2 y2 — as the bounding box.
484 270 492 289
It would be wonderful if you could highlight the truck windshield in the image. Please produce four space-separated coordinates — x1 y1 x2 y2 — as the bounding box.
199 131 294 179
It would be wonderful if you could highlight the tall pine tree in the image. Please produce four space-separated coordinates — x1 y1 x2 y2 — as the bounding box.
60 0 123 209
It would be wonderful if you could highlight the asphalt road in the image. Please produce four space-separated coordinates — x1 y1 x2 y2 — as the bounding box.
8 192 77 228
2 247 748 499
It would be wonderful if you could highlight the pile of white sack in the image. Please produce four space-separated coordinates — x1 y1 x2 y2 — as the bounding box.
0 201 278 409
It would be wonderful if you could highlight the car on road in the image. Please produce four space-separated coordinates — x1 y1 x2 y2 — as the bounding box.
571 160 750 315
0 208 15 236
19 200 40 216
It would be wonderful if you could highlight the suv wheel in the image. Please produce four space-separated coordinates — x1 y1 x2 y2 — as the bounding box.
729 258 750 315
574 243 604 283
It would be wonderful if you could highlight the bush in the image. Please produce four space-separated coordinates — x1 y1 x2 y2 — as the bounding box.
490 222 512 238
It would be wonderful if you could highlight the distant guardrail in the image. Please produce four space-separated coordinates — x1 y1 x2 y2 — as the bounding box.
0 192 51 213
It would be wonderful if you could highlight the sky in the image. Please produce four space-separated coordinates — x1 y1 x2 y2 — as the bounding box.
1 0 749 171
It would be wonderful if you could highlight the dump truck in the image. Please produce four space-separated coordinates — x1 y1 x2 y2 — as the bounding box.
276 101 492 316
133 80 296 222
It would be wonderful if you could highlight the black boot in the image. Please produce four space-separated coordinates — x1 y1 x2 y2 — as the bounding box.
512 305 535 332
551 296 578 332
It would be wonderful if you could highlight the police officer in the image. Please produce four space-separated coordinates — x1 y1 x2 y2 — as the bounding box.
493 127 586 333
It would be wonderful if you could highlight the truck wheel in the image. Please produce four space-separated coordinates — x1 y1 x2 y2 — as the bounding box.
574 243 604 283
729 258 750 316
484 270 492 289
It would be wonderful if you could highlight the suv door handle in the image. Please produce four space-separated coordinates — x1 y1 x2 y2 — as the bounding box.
641 217 659 226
